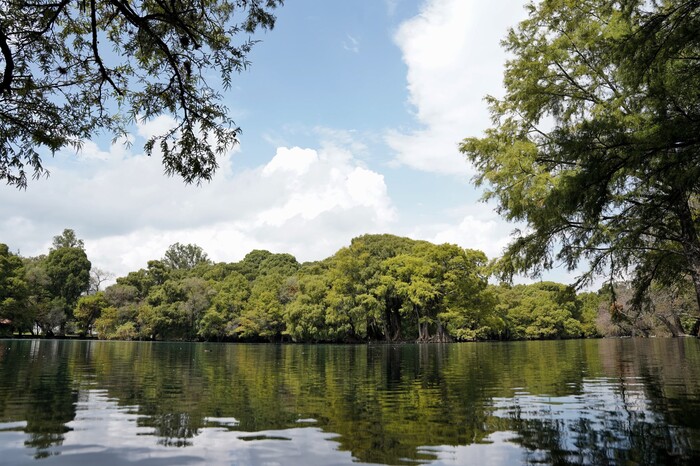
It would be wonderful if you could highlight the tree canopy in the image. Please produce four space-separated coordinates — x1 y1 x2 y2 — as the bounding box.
460 0 700 328
163 242 211 270
0 243 29 334
51 228 85 250
9 230 669 341
0 0 283 188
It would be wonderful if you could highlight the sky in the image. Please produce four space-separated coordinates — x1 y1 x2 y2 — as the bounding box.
0 0 580 285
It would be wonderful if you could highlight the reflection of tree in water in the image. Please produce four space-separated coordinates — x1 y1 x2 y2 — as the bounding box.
3 339 700 464
503 399 698 464
0 340 78 459
24 369 77 459
498 339 700 465
149 413 198 447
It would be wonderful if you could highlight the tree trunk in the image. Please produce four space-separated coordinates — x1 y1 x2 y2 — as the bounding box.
656 313 682 337
384 299 402 341
414 306 433 342
433 321 452 343
675 198 700 336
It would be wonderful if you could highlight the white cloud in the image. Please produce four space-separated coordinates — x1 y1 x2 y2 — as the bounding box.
388 0 527 175
256 146 394 228
0 126 396 279
342 34 360 53
136 114 178 140
407 203 512 260
262 147 318 177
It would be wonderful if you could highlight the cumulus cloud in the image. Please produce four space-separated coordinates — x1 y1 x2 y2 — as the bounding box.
0 123 396 278
388 0 527 175
407 204 512 260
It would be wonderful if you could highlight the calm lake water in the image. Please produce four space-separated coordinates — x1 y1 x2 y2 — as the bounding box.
1 339 700 465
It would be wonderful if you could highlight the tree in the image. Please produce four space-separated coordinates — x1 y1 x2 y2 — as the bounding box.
0 0 283 188
384 243 490 342
460 0 700 329
283 272 331 342
74 292 108 336
89 268 115 294
163 243 210 270
0 243 30 334
492 282 586 340
339 234 417 341
45 246 91 332
22 255 52 335
51 229 84 250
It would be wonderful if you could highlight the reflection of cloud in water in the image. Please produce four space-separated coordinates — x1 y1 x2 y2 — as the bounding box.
4 390 377 466
417 432 525 466
493 377 659 428
491 377 686 464
203 416 240 427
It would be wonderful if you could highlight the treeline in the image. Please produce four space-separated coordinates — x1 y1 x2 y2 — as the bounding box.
2 230 610 342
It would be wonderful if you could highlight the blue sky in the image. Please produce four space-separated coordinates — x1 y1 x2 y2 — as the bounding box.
1 0 580 284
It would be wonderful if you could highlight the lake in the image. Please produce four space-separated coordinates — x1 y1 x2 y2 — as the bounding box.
1 338 700 465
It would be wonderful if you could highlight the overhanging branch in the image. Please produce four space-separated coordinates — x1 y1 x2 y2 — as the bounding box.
0 23 14 95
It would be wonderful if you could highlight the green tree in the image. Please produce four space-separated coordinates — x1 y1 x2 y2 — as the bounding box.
46 247 91 308
22 255 52 335
234 250 300 281
95 283 140 338
74 292 108 336
461 0 700 330
284 269 332 342
332 234 417 341
494 282 585 340
163 243 211 270
45 246 91 332
0 243 30 334
198 271 249 340
384 243 490 342
237 273 288 341
1 0 283 188
51 229 84 250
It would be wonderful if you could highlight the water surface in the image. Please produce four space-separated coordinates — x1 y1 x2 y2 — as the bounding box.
1 338 700 465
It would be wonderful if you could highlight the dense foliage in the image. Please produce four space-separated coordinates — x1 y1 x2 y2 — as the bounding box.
1 231 607 341
1 229 91 336
461 0 700 332
0 0 283 188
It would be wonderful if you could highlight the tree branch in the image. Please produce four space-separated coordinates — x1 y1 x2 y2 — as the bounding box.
0 23 14 95
109 0 190 117
91 0 124 96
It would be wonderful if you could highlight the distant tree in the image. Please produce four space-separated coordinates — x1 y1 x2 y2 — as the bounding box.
96 283 140 338
0 243 30 334
493 282 586 340
329 234 418 341
74 292 108 336
22 255 52 335
198 271 250 340
163 243 210 270
89 268 115 294
146 260 170 284
45 246 91 332
597 280 696 337
1 0 284 188
235 249 274 281
51 229 84 251
284 272 331 342
461 0 700 331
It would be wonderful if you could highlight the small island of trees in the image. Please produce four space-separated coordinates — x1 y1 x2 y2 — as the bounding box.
2 229 698 343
